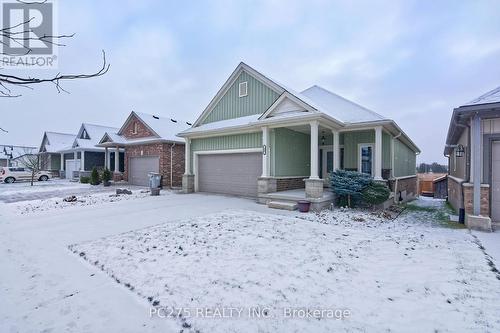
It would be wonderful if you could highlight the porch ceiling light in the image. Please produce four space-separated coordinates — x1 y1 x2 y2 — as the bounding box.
455 144 465 158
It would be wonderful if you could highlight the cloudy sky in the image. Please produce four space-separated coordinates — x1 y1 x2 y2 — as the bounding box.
1 0 499 163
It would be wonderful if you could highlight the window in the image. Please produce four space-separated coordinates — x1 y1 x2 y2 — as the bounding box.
81 129 90 139
358 144 374 176
239 81 248 97
132 122 138 134
340 147 344 170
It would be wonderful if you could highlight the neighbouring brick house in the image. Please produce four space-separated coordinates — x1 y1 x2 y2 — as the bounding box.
444 86 500 231
98 111 190 187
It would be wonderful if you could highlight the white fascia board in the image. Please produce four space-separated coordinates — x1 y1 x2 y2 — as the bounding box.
192 63 286 127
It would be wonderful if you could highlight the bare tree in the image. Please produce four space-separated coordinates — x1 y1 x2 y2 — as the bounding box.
15 149 40 186
0 0 110 98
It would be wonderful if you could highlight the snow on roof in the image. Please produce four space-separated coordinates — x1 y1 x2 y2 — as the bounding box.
463 86 500 106
42 132 76 153
0 145 37 159
299 85 386 123
134 112 191 142
79 124 120 146
181 114 259 135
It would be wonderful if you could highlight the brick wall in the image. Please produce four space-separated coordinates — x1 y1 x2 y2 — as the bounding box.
276 177 305 191
388 176 417 200
462 183 490 216
122 115 155 139
124 142 185 187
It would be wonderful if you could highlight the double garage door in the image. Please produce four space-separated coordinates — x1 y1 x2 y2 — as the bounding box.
198 153 262 197
129 156 159 186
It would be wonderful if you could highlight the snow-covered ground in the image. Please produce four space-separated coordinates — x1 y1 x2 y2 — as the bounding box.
69 202 500 332
1 190 499 333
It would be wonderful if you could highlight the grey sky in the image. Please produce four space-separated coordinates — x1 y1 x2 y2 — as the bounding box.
1 0 499 163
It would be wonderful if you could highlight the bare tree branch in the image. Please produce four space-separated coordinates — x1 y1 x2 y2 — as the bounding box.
0 2 109 97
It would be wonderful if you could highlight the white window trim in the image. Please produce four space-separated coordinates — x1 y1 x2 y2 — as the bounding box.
193 148 262 192
239 81 248 97
358 143 375 176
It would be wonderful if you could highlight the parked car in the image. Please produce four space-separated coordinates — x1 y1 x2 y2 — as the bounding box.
0 167 51 183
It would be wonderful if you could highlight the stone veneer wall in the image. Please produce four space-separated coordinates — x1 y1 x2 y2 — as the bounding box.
447 176 464 212
462 183 490 216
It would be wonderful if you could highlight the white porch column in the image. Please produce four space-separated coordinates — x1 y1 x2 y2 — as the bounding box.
310 121 319 179
60 153 64 172
105 147 109 169
114 146 120 172
261 127 270 177
374 126 383 180
184 138 191 174
471 115 482 216
80 151 85 171
332 129 340 171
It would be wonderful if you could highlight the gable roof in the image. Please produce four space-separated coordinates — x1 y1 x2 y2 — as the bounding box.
39 132 76 153
103 111 191 145
1 145 37 160
300 86 386 123
73 123 120 148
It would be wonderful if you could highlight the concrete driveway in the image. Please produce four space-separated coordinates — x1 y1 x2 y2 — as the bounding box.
0 191 281 333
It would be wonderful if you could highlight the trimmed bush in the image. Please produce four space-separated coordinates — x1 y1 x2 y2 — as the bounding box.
90 167 101 185
80 176 90 184
362 181 391 205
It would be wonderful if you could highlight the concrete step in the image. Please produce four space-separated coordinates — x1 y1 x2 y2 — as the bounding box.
268 200 298 211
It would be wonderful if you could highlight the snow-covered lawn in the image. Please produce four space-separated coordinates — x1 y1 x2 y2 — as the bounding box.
0 178 89 196
69 204 500 332
6 189 154 215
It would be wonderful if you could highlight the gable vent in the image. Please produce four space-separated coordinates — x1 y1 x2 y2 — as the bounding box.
239 81 248 97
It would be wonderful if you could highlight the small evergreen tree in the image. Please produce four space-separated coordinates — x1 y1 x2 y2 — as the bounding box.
362 181 391 205
102 168 111 183
90 167 100 185
330 170 372 207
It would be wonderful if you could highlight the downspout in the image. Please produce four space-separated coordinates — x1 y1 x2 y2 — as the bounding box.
170 142 176 188
392 132 402 203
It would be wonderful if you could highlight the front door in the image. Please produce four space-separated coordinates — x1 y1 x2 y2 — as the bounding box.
358 144 374 176
321 149 334 179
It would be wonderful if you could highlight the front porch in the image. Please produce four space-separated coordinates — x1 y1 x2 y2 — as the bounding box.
257 120 394 210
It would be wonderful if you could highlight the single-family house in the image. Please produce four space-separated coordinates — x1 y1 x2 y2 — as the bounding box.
444 86 500 231
57 123 124 179
1 145 37 167
98 111 189 187
178 62 420 210
38 132 76 176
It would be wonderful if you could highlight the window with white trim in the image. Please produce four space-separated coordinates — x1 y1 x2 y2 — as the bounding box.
239 81 248 97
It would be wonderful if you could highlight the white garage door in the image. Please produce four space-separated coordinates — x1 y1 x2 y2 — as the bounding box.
198 153 262 197
129 156 159 186
491 141 500 222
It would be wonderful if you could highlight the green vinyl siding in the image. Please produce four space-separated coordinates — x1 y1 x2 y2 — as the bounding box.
340 130 391 171
271 128 310 177
394 139 416 177
382 132 391 169
190 132 262 173
341 131 374 170
200 71 280 124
